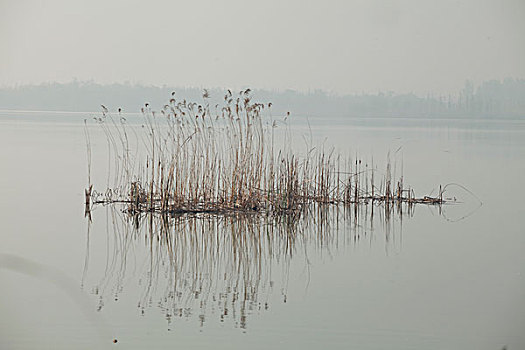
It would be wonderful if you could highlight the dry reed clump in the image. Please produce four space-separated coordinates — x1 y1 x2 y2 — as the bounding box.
84 89 445 215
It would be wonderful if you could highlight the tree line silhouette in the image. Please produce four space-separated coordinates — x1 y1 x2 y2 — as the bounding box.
1 79 524 118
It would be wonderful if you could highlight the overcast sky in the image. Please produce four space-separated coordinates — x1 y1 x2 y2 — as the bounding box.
1 0 524 95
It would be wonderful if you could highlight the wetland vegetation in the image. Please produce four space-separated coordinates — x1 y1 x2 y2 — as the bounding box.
84 89 447 219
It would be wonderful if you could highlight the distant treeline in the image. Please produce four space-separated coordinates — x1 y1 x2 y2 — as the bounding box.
1 79 524 118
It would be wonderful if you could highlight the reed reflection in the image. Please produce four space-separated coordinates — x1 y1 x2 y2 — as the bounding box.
83 202 417 329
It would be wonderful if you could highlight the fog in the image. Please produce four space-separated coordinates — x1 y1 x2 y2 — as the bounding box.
2 79 525 118
1 0 524 95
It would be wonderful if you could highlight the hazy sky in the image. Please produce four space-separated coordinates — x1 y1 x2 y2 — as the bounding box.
1 0 524 95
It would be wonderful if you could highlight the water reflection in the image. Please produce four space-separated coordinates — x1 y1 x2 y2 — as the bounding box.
83 203 423 329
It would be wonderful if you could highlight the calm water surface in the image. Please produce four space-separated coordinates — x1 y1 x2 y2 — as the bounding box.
0 111 524 349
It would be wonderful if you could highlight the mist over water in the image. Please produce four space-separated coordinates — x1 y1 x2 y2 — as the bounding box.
1 80 525 118
1 109 524 349
2 0 524 347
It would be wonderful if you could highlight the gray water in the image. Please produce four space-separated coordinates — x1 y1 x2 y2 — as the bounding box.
1 112 524 350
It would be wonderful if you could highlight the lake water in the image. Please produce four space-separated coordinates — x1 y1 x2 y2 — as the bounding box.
1 111 524 350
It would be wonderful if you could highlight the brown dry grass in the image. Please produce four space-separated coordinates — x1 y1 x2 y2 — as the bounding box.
85 89 445 215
